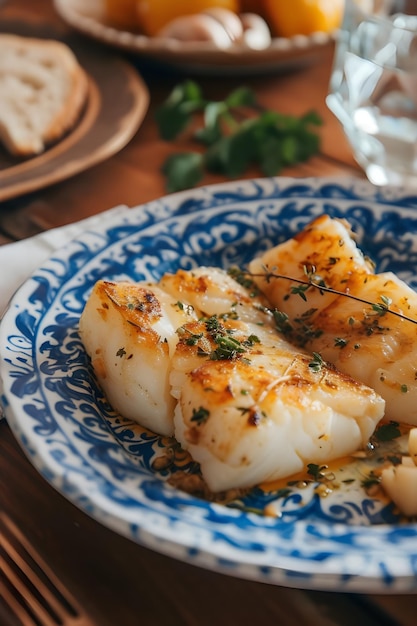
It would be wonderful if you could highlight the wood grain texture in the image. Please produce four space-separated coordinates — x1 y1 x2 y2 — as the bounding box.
0 421 405 626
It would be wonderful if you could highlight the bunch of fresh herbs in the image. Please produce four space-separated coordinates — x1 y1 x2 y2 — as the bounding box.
155 80 322 192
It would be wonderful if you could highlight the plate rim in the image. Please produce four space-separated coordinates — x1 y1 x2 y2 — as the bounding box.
0 33 149 202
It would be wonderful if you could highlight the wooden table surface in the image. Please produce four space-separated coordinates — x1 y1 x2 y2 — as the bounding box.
1 1 417 625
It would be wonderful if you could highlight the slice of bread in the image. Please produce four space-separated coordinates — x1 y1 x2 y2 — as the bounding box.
0 34 89 157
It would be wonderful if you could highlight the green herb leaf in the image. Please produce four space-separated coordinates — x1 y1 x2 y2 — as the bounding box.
155 80 205 140
224 86 257 108
334 337 348 348
375 421 401 442
206 129 256 178
273 309 293 335
301 110 323 126
290 283 310 301
190 406 210 425
156 81 322 191
194 101 226 145
307 463 327 480
162 152 204 193
308 352 324 373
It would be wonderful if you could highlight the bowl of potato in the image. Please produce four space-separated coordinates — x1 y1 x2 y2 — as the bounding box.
54 0 343 73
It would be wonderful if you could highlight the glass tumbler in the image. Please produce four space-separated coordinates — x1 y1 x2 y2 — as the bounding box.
327 0 417 187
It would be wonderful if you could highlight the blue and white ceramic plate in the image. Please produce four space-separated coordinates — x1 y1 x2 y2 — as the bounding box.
2 177 417 593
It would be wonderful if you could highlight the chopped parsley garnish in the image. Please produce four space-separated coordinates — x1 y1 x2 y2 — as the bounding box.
273 310 293 335
204 315 258 361
372 295 392 316
210 334 246 360
334 337 348 348
190 406 210 425
307 463 328 480
290 283 310 301
374 421 401 442
308 352 325 373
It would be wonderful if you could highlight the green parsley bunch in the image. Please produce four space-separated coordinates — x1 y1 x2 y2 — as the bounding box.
155 80 322 192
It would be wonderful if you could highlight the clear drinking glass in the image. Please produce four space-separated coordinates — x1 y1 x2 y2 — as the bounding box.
327 0 417 187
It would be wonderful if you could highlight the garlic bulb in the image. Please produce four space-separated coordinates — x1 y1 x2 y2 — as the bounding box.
157 9 271 50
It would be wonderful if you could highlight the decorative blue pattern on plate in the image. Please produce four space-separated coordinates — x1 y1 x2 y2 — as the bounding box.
2 176 417 592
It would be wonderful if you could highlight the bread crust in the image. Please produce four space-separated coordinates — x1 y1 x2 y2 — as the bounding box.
0 34 89 157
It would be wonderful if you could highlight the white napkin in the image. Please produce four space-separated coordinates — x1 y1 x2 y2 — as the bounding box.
0 205 130 316
0 205 131 421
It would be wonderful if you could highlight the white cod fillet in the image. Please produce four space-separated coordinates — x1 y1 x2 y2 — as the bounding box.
169 285 384 493
158 265 273 325
80 268 384 493
79 279 197 436
249 214 417 425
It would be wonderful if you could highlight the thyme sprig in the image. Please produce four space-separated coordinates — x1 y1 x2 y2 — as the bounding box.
308 352 325 373
243 269 417 326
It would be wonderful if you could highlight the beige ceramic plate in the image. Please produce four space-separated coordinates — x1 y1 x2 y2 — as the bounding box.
0 34 149 203
53 0 336 74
